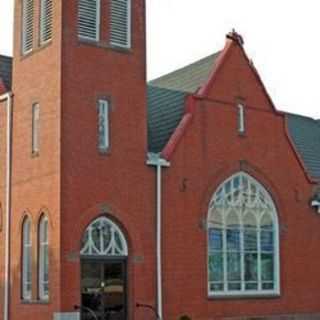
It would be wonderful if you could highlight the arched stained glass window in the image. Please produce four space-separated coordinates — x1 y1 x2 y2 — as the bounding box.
208 172 279 296
22 217 32 300
80 216 128 256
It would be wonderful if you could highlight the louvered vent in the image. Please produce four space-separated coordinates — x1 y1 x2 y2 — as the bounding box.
40 0 53 43
110 0 131 48
22 0 34 54
78 0 100 41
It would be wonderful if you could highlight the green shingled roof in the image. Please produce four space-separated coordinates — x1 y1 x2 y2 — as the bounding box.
147 52 220 153
149 52 220 93
286 114 320 180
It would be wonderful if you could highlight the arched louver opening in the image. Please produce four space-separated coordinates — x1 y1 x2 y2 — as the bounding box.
207 172 279 296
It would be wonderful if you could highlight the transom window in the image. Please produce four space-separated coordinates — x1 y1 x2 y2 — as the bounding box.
207 172 279 297
81 216 128 256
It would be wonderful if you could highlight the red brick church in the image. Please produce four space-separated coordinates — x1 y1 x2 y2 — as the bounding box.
1 1 320 320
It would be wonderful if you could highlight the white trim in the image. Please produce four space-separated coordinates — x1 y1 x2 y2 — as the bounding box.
147 153 170 320
1 92 13 320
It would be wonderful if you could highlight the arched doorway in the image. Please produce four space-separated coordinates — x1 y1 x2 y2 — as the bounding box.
80 216 128 320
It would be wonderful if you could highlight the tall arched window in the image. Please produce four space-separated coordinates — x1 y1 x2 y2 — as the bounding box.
22 217 32 300
38 215 49 300
207 172 280 297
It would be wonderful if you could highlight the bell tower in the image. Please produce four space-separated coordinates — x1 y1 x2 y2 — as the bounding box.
9 1 153 320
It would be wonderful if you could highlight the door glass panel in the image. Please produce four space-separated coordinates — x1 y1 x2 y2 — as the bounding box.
81 261 103 320
81 260 126 320
103 262 125 320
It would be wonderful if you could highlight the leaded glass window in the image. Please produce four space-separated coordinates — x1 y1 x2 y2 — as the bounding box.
81 217 128 256
208 172 279 296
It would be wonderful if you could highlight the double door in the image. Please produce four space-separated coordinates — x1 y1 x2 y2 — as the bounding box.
81 259 127 320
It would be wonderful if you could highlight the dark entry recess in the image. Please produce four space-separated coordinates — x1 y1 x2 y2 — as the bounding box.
81 259 127 320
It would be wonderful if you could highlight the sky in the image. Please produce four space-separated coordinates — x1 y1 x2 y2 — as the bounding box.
1 0 320 119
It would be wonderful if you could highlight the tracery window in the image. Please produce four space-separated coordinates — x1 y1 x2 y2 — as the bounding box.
207 172 279 296
81 216 128 256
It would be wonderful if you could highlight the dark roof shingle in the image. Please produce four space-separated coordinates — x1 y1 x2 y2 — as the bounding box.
0 55 12 91
147 52 220 153
149 52 220 93
287 113 320 180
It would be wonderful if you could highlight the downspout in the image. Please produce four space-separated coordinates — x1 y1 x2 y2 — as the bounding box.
0 92 13 320
147 153 170 320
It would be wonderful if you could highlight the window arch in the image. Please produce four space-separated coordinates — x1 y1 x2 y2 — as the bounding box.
207 172 279 296
22 217 32 300
80 216 128 256
38 215 49 300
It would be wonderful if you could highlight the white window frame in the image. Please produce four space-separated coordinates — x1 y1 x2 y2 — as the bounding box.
40 0 53 44
38 215 49 300
78 0 101 41
98 99 110 151
207 172 280 298
238 103 245 134
110 0 131 49
32 103 40 154
22 218 32 300
22 0 34 54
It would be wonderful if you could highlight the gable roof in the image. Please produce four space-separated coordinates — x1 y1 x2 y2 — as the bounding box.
286 113 320 180
149 52 220 93
147 52 220 153
147 42 320 183
0 55 12 91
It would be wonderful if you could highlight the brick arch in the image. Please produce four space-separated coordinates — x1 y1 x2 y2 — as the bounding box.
14 210 33 239
67 202 136 256
35 206 54 230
